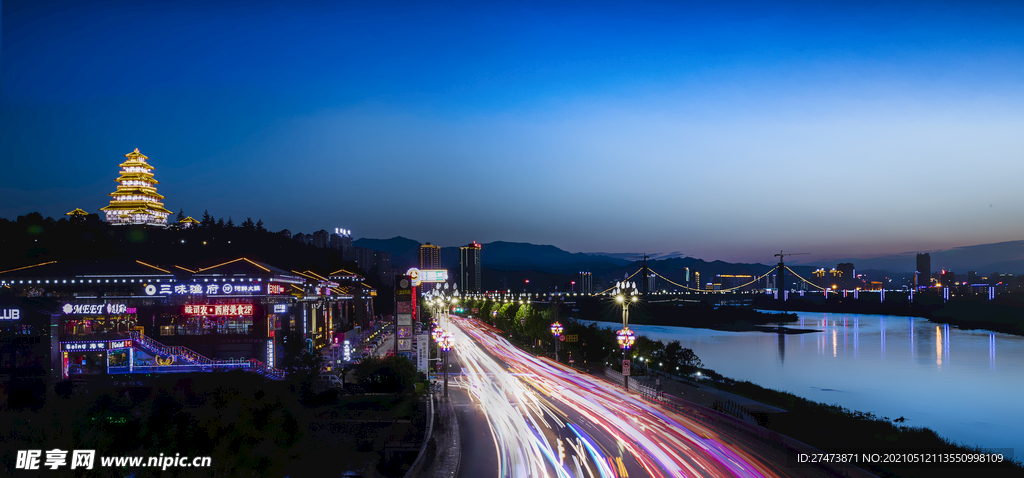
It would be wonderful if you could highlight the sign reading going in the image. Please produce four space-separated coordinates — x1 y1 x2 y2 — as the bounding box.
61 340 131 351
183 304 254 316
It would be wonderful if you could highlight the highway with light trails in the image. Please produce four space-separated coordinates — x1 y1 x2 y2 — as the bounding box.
448 315 811 478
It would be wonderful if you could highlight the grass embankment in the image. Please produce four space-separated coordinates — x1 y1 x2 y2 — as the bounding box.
698 375 1024 478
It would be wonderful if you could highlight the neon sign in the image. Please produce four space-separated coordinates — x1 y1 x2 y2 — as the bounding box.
62 303 129 315
146 283 263 296
0 309 20 320
183 304 254 316
267 284 286 295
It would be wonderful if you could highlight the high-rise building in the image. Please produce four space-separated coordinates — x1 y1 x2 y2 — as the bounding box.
459 241 482 292
916 253 931 288
837 263 855 288
967 271 981 285
579 271 593 295
312 229 330 249
647 273 656 292
419 243 441 270
330 228 354 259
940 270 955 288
100 149 172 227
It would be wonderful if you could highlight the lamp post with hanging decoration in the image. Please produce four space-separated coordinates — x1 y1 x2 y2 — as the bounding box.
612 281 639 391
550 321 563 362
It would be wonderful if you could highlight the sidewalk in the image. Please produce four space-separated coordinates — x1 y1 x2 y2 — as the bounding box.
421 395 460 478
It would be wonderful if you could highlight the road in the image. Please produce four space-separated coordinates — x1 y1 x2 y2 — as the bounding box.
448 315 792 478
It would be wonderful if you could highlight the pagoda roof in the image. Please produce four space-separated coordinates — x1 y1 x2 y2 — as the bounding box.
110 189 166 199
116 174 157 183
65 208 89 216
179 216 200 224
100 203 172 214
124 148 149 161
118 162 152 170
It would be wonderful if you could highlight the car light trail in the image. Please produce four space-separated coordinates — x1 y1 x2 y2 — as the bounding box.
450 316 785 478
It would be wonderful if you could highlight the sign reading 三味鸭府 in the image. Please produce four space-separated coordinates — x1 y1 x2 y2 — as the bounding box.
62 303 129 315
183 304 255 316
146 283 264 296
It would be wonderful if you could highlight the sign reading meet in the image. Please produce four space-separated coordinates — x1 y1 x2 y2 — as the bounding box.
183 304 254 316
0 308 20 320
62 303 129 315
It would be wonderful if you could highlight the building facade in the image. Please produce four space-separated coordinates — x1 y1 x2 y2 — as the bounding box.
459 242 482 292
419 243 441 270
916 253 931 288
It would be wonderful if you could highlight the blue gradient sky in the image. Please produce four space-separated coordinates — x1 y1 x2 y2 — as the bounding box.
3 0 1023 263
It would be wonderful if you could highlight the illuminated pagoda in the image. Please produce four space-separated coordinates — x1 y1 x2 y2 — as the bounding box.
99 148 172 227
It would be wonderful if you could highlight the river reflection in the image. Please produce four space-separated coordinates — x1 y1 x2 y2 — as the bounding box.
585 312 1022 458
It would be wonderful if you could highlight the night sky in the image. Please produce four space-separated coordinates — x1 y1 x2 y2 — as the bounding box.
3 0 1023 263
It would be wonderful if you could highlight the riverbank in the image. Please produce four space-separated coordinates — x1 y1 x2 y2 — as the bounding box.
752 295 1024 337
635 368 1023 477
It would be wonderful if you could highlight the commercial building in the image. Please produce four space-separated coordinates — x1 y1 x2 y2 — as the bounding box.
459 242 482 292
0 257 369 393
419 243 441 270
99 149 172 227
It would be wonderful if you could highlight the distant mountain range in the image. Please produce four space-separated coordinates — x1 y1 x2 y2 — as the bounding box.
802 240 1024 275
353 237 1024 287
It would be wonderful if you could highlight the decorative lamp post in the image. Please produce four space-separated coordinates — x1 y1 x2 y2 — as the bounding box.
550 321 563 362
439 331 453 396
612 281 639 390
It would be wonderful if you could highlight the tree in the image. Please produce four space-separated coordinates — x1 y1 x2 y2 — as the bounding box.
241 217 256 231
354 356 418 394
226 217 234 228
176 209 185 223
201 210 214 228
216 217 225 228
256 219 266 232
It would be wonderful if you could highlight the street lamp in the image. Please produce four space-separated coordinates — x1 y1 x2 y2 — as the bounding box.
423 282 459 396
550 321 563 362
612 281 639 391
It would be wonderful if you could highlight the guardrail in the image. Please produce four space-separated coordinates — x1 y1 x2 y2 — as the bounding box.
126 331 285 380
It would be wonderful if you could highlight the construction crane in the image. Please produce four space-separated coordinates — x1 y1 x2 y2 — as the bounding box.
774 251 809 299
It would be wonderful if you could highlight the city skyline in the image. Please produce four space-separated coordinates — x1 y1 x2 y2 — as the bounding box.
3 0 1023 264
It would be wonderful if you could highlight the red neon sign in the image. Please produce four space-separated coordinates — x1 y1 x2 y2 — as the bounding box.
267 284 285 295
183 304 254 316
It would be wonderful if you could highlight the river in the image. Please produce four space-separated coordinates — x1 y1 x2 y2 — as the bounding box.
585 311 1023 458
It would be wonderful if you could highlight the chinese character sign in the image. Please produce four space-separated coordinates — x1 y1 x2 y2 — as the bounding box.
183 304 254 316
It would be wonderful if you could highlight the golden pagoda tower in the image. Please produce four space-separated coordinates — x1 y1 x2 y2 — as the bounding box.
99 148 172 226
